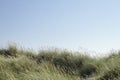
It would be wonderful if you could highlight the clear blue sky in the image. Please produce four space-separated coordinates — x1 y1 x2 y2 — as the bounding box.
0 0 120 55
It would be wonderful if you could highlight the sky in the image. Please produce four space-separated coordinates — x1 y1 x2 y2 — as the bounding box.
0 0 120 56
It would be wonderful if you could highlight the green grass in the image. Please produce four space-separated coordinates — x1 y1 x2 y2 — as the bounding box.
0 45 120 80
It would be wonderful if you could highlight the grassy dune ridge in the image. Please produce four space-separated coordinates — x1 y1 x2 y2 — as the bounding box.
0 45 120 80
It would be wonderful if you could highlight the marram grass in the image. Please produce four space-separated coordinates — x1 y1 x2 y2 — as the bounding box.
0 45 120 80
